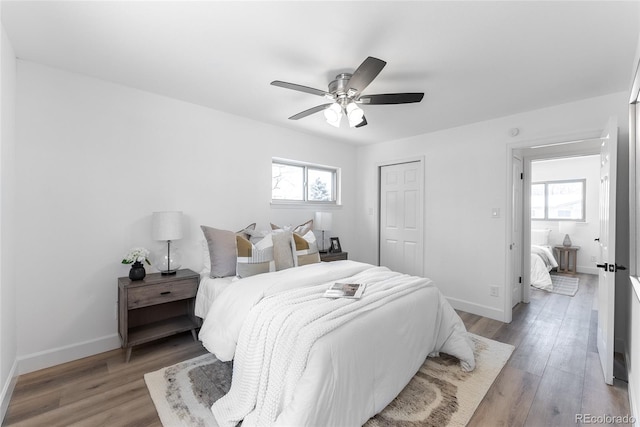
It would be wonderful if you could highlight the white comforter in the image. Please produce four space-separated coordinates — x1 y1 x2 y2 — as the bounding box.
199 261 475 427
531 245 558 289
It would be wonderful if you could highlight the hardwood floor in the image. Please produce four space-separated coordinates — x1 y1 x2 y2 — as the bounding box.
3 273 631 426
466 273 631 426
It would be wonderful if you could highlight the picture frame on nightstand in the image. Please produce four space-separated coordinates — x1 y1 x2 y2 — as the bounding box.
329 237 342 253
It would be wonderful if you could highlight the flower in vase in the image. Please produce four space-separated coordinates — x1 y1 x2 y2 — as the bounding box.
122 247 151 265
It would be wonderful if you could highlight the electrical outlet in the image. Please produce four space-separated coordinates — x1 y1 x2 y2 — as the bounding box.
490 286 499 297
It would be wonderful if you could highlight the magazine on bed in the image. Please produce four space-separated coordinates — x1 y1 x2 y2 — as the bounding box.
324 282 366 299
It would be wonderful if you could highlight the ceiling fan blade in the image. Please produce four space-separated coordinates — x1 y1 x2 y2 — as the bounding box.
288 103 333 120
346 57 387 96
271 80 330 97
355 116 368 128
358 93 424 105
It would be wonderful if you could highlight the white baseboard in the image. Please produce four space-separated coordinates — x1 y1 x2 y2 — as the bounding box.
0 359 18 424
446 297 505 322
18 333 121 375
577 266 598 275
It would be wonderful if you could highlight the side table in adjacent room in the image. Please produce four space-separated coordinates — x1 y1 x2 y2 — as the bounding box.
554 246 580 275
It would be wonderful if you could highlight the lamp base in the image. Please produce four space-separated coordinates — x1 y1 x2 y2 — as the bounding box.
160 269 178 275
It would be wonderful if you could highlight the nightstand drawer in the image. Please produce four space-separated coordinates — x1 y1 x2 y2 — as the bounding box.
128 279 198 309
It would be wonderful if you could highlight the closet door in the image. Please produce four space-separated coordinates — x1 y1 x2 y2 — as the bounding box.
379 161 423 276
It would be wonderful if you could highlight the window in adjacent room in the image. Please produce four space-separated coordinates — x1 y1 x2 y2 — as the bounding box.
272 159 339 204
531 179 586 221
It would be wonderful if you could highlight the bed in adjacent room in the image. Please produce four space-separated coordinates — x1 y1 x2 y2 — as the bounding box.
530 228 558 290
196 222 476 427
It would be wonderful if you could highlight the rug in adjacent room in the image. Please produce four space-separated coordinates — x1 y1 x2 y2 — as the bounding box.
549 274 579 296
144 334 514 427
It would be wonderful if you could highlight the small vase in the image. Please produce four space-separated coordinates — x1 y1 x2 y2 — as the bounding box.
129 261 146 281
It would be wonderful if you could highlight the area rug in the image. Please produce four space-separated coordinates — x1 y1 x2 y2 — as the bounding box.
549 274 579 296
144 334 514 427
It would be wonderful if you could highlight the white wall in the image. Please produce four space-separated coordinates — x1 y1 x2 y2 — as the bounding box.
531 155 600 274
13 60 358 373
0 17 18 421
356 92 630 321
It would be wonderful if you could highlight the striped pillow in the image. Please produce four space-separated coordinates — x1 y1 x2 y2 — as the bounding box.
236 233 275 278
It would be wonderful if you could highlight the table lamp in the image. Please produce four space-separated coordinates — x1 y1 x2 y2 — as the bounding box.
314 212 333 253
152 211 183 275
559 221 576 247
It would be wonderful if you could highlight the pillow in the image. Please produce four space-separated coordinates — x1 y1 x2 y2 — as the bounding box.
272 230 295 271
292 230 321 267
201 223 255 278
271 219 314 236
236 233 275 278
531 229 551 246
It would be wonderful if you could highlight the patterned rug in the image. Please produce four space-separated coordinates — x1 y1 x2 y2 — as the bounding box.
549 274 579 296
144 334 513 427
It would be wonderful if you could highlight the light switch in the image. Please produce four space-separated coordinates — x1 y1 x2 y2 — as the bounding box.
491 208 500 218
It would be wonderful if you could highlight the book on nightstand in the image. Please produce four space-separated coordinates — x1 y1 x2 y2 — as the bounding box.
324 282 366 299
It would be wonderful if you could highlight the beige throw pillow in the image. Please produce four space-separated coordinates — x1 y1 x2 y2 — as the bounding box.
272 230 295 271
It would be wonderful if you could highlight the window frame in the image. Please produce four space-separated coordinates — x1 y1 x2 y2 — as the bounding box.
531 178 586 222
271 158 340 205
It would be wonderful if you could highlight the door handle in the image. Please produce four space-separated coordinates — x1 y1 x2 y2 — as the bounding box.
596 263 628 272
594 238 600 242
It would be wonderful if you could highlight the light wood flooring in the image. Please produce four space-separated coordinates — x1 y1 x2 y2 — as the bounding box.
466 273 630 426
3 273 631 426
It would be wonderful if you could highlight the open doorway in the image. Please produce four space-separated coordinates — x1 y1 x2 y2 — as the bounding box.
508 119 621 385
529 155 600 294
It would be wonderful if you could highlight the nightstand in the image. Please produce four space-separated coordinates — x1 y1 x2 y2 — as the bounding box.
554 246 580 275
118 268 200 362
320 251 348 262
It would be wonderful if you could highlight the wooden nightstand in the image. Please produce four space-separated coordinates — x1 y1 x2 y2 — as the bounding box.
554 246 580 275
118 268 200 362
320 251 348 262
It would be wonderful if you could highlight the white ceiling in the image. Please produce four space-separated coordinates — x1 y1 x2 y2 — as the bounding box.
2 1 639 145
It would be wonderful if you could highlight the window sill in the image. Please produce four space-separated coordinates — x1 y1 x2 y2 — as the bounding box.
270 201 342 209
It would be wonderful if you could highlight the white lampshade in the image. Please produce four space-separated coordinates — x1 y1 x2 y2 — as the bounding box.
346 102 364 128
152 211 183 241
314 212 333 231
558 221 577 236
323 103 342 128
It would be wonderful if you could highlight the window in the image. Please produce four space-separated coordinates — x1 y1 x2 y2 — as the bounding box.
272 159 339 204
531 179 586 221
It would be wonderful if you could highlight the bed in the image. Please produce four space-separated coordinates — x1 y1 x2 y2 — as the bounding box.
530 229 558 290
196 259 476 427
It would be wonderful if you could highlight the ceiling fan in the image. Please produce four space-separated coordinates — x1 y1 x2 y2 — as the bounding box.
271 56 424 128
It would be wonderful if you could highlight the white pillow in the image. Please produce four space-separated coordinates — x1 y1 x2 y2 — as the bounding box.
531 229 551 246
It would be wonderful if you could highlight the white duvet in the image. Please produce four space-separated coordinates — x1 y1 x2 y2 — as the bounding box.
199 261 475 427
531 245 558 290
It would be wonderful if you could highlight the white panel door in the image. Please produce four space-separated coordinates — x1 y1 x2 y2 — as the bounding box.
379 161 423 276
597 117 618 385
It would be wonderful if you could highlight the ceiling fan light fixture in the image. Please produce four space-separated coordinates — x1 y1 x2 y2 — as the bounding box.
324 103 342 127
346 102 364 128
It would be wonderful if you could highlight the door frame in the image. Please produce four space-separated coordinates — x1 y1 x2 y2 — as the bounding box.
376 156 425 276
506 130 604 320
511 154 524 307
